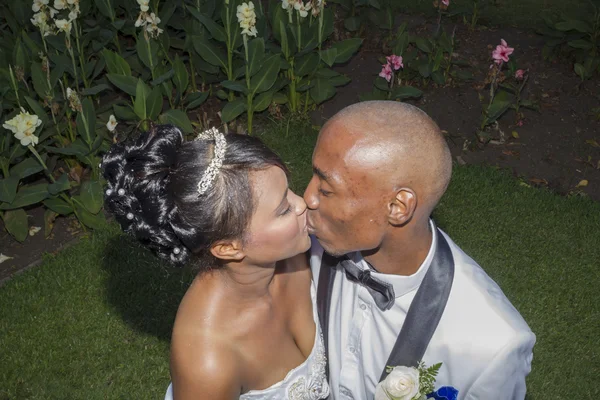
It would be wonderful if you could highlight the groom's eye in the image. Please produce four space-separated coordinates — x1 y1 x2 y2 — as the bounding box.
319 188 332 197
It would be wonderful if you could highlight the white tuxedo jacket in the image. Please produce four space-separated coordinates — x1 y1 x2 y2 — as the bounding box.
310 227 536 400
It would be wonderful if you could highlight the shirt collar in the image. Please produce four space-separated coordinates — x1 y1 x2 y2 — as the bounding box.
349 219 437 298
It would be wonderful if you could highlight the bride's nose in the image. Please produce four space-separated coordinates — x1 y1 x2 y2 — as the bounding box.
291 191 307 215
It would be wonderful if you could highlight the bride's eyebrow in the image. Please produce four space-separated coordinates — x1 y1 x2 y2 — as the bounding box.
274 187 289 214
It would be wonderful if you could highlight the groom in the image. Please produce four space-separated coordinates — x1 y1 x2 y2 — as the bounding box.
304 101 535 400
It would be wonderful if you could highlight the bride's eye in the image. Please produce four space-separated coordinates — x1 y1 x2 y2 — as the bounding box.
281 205 292 216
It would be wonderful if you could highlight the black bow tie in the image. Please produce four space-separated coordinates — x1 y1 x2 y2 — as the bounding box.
340 259 395 310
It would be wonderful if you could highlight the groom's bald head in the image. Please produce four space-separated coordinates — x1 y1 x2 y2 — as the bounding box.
304 101 451 255
324 101 452 216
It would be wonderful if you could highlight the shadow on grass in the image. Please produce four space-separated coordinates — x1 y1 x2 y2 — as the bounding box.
101 232 196 342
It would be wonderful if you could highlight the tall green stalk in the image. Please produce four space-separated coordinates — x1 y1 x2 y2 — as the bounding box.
243 35 254 134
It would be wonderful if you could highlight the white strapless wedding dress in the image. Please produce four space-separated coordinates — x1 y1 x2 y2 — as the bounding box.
164 283 329 400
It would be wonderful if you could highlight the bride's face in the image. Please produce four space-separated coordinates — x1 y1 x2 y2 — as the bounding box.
242 166 310 264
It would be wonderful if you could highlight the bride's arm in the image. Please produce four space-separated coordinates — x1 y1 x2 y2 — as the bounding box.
170 339 242 400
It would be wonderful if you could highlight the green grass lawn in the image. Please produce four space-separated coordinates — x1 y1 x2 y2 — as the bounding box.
1 118 599 399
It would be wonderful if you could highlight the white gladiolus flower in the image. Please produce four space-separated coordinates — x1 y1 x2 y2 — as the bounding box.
55 18 72 34
294 1 311 17
68 8 79 21
374 366 421 400
31 11 54 36
106 115 118 132
137 0 149 12
135 13 146 27
282 0 298 10
237 2 257 37
144 12 163 38
32 0 49 12
2 108 42 147
54 0 67 10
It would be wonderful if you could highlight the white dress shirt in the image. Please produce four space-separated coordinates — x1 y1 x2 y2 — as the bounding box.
310 221 535 400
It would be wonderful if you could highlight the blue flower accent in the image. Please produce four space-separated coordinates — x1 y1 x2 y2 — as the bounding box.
427 386 459 400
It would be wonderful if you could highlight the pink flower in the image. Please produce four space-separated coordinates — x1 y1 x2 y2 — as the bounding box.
386 55 404 71
516 120 524 126
515 69 525 80
492 39 514 64
442 0 450 6
379 63 393 82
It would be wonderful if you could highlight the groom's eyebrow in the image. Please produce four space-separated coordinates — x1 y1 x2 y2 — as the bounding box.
313 167 331 183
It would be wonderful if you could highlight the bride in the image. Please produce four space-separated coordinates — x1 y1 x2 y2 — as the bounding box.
101 125 329 399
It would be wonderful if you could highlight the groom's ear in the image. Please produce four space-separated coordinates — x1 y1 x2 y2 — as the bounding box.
388 188 417 226
210 239 245 261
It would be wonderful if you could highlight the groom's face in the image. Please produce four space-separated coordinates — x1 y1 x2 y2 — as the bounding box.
303 121 388 256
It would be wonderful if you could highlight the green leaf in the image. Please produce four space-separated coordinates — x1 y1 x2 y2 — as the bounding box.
185 91 210 110
48 173 71 195
159 110 194 133
76 98 96 147
150 68 175 86
0 183 49 210
574 63 588 80
79 180 103 214
250 54 281 95
431 70 446 85
221 80 249 93
173 54 189 93
134 78 151 120
44 197 73 215
187 6 227 42
102 49 131 76
392 86 423 100
344 16 361 32
415 37 433 53
330 75 351 87
46 139 90 156
320 48 337 67
485 91 513 124
107 74 138 96
272 92 288 104
10 156 46 179
136 32 159 71
193 36 228 69
220 99 247 123
113 104 138 121
310 78 336 105
568 39 593 49
555 19 592 33
374 76 391 92
31 62 50 100
247 38 265 78
454 69 474 81
295 52 320 77
418 62 433 78
0 176 19 203
278 20 291 59
24 96 50 126
81 84 112 96
74 202 106 229
44 209 58 238
146 86 163 121
2 209 28 242
95 0 115 19
329 39 363 64
253 91 273 113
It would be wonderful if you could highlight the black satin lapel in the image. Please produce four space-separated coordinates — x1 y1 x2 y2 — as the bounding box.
379 228 455 381
318 253 338 386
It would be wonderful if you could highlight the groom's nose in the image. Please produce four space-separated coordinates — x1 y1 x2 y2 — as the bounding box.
303 175 319 210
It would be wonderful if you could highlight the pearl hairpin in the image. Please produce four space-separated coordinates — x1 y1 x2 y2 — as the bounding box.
126 212 134 220
118 188 125 195
173 247 181 255
105 189 113 196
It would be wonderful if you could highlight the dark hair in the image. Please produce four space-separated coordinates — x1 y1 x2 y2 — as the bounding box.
101 124 287 268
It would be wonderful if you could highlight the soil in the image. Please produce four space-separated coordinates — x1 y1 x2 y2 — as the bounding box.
1 13 599 284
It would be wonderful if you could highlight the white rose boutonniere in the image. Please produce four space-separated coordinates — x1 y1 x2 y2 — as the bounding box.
375 362 455 400
375 366 422 400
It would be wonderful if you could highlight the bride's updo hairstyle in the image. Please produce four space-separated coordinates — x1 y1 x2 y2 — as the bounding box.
101 124 286 268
